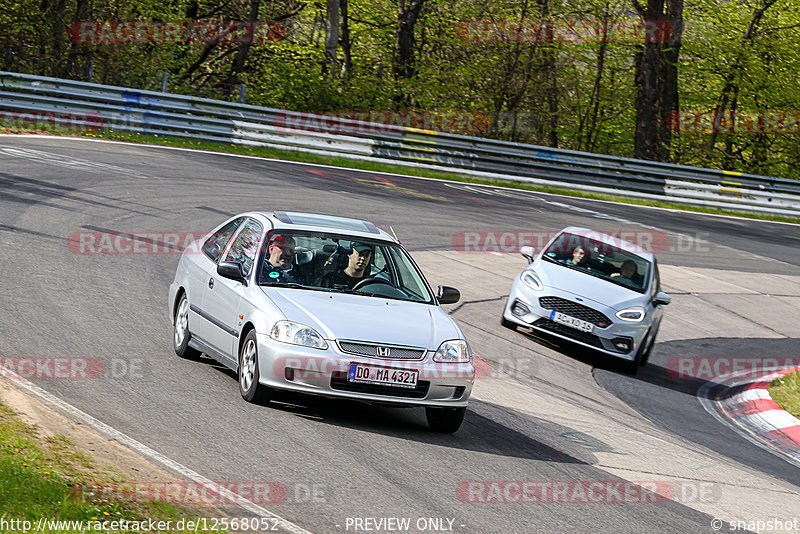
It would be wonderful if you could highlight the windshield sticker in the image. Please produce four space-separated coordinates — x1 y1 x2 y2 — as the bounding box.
269 271 280 278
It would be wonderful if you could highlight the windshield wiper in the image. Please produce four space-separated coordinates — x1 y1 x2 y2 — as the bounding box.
336 288 372 295
259 282 305 289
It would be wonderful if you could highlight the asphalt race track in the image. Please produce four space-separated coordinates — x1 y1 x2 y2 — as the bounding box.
1 136 799 533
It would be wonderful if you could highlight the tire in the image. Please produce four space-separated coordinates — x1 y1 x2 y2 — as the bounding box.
239 330 271 404
174 294 201 360
426 406 466 433
639 325 659 367
622 327 655 375
501 316 516 330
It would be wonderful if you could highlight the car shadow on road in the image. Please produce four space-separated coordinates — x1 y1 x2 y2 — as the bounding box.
241 387 605 464
513 327 800 398
601 336 800 397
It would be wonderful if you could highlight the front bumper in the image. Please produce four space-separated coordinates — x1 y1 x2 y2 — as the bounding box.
255 333 474 407
502 280 651 361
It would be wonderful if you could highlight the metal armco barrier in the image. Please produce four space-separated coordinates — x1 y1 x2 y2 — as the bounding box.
1 70 799 216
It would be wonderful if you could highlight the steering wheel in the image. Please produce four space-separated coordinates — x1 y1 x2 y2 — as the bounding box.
352 277 396 291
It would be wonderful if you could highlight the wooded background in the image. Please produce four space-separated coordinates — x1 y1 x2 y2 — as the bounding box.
2 0 799 178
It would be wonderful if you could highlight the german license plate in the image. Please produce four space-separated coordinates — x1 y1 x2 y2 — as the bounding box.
551 311 594 333
348 363 419 388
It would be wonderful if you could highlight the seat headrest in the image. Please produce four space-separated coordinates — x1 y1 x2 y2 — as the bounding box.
295 247 313 266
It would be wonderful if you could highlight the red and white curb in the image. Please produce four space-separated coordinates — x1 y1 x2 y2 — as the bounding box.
699 367 800 468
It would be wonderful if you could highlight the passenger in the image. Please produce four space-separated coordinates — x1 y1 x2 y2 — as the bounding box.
611 259 643 287
262 234 301 284
322 242 373 290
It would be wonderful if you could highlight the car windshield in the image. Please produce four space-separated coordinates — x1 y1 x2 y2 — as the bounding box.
257 231 434 303
542 232 651 293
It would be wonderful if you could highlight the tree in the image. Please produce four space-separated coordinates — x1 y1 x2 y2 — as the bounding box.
324 0 340 76
393 0 426 79
632 0 684 161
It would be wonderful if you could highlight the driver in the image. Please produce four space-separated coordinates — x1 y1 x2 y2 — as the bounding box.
322 242 372 290
261 234 301 284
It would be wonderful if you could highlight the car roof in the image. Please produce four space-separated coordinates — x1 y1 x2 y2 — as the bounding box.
558 226 655 260
242 211 397 243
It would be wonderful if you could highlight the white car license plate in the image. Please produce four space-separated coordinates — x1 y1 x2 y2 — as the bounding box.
348 363 419 389
551 311 595 333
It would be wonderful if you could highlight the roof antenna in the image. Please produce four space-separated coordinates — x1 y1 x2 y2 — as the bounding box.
389 226 400 243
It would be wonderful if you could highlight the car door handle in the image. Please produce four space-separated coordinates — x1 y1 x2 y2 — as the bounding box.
208 277 214 289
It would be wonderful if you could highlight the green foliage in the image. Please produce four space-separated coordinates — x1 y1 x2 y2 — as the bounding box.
769 370 800 419
0 401 226 532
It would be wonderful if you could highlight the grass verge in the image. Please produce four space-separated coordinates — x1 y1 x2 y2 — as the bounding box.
3 126 800 224
0 399 227 533
768 371 800 419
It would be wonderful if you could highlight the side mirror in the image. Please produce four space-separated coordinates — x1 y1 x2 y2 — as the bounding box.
520 246 536 263
653 291 671 306
217 261 247 286
437 285 460 305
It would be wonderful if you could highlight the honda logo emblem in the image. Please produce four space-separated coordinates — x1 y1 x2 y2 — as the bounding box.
376 346 391 357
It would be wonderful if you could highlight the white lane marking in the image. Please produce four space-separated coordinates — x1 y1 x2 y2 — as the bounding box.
2 135 798 226
5 373 312 534
729 388 772 403
698 370 800 469
0 146 148 179
735 410 800 432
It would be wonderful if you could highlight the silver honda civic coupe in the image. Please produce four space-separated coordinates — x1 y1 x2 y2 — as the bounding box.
501 227 671 373
168 211 473 432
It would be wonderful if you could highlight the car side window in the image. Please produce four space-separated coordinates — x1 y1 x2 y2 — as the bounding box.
224 219 264 277
202 218 245 262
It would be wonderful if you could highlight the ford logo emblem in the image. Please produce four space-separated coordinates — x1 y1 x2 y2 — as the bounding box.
575 297 583 301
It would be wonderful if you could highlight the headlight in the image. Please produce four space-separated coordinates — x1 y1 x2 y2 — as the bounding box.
520 270 543 291
616 307 646 322
433 339 471 363
269 321 328 349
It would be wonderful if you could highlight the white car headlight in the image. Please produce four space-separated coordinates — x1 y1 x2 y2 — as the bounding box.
520 270 543 291
270 321 328 349
433 339 471 363
616 307 646 322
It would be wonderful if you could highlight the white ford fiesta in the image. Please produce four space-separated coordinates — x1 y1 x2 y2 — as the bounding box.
501 227 671 374
169 211 474 432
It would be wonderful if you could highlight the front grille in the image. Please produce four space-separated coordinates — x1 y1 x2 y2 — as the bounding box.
338 340 426 360
532 318 604 348
330 371 430 398
539 296 611 327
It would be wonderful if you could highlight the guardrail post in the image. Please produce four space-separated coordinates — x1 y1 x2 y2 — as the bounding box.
86 61 94 83
238 83 246 104
160 72 169 93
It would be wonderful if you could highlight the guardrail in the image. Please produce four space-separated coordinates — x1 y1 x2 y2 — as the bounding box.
1 70 799 216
